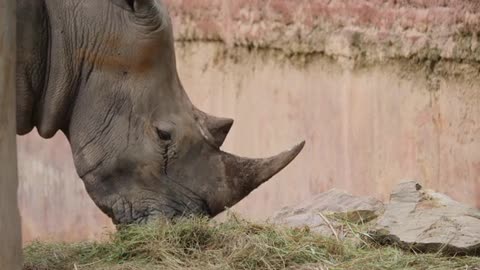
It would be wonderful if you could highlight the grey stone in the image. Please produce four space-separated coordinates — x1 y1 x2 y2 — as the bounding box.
271 189 384 238
371 181 480 256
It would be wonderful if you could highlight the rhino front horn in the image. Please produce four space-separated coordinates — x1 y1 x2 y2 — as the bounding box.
211 141 305 215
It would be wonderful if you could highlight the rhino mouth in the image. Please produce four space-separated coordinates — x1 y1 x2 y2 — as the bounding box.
82 172 211 225
107 192 210 225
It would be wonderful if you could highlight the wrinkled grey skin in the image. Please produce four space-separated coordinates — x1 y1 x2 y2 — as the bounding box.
16 0 304 224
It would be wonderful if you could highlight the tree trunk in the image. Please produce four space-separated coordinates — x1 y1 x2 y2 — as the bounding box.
0 0 22 269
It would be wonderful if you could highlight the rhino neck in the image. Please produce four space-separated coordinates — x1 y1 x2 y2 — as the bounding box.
17 0 80 138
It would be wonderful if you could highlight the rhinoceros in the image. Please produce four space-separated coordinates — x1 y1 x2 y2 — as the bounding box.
16 0 305 224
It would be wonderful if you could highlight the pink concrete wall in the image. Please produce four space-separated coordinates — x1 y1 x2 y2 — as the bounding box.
17 133 114 243
177 44 480 220
17 0 480 243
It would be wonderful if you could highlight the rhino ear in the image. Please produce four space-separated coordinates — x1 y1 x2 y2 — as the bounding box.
111 0 155 13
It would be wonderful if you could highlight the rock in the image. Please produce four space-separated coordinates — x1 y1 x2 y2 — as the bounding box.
270 189 384 238
371 181 480 256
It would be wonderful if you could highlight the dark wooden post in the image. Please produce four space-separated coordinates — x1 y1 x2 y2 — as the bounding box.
0 0 22 268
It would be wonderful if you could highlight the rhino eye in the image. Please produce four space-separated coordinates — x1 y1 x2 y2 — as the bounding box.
156 128 171 141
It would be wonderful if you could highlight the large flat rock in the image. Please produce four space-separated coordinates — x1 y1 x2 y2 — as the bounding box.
371 181 480 256
271 189 384 238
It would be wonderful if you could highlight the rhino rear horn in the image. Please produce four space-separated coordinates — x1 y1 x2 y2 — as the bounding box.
205 116 233 147
194 107 234 147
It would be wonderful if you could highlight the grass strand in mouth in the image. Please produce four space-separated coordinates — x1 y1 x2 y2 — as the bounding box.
23 215 480 270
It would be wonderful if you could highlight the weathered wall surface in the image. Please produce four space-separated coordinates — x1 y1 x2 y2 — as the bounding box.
1 0 22 267
17 0 480 243
166 0 480 63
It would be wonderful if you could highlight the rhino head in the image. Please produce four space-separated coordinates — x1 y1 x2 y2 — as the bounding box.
16 0 304 224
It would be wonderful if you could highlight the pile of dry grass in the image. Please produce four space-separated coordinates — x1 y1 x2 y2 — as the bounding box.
23 215 480 270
